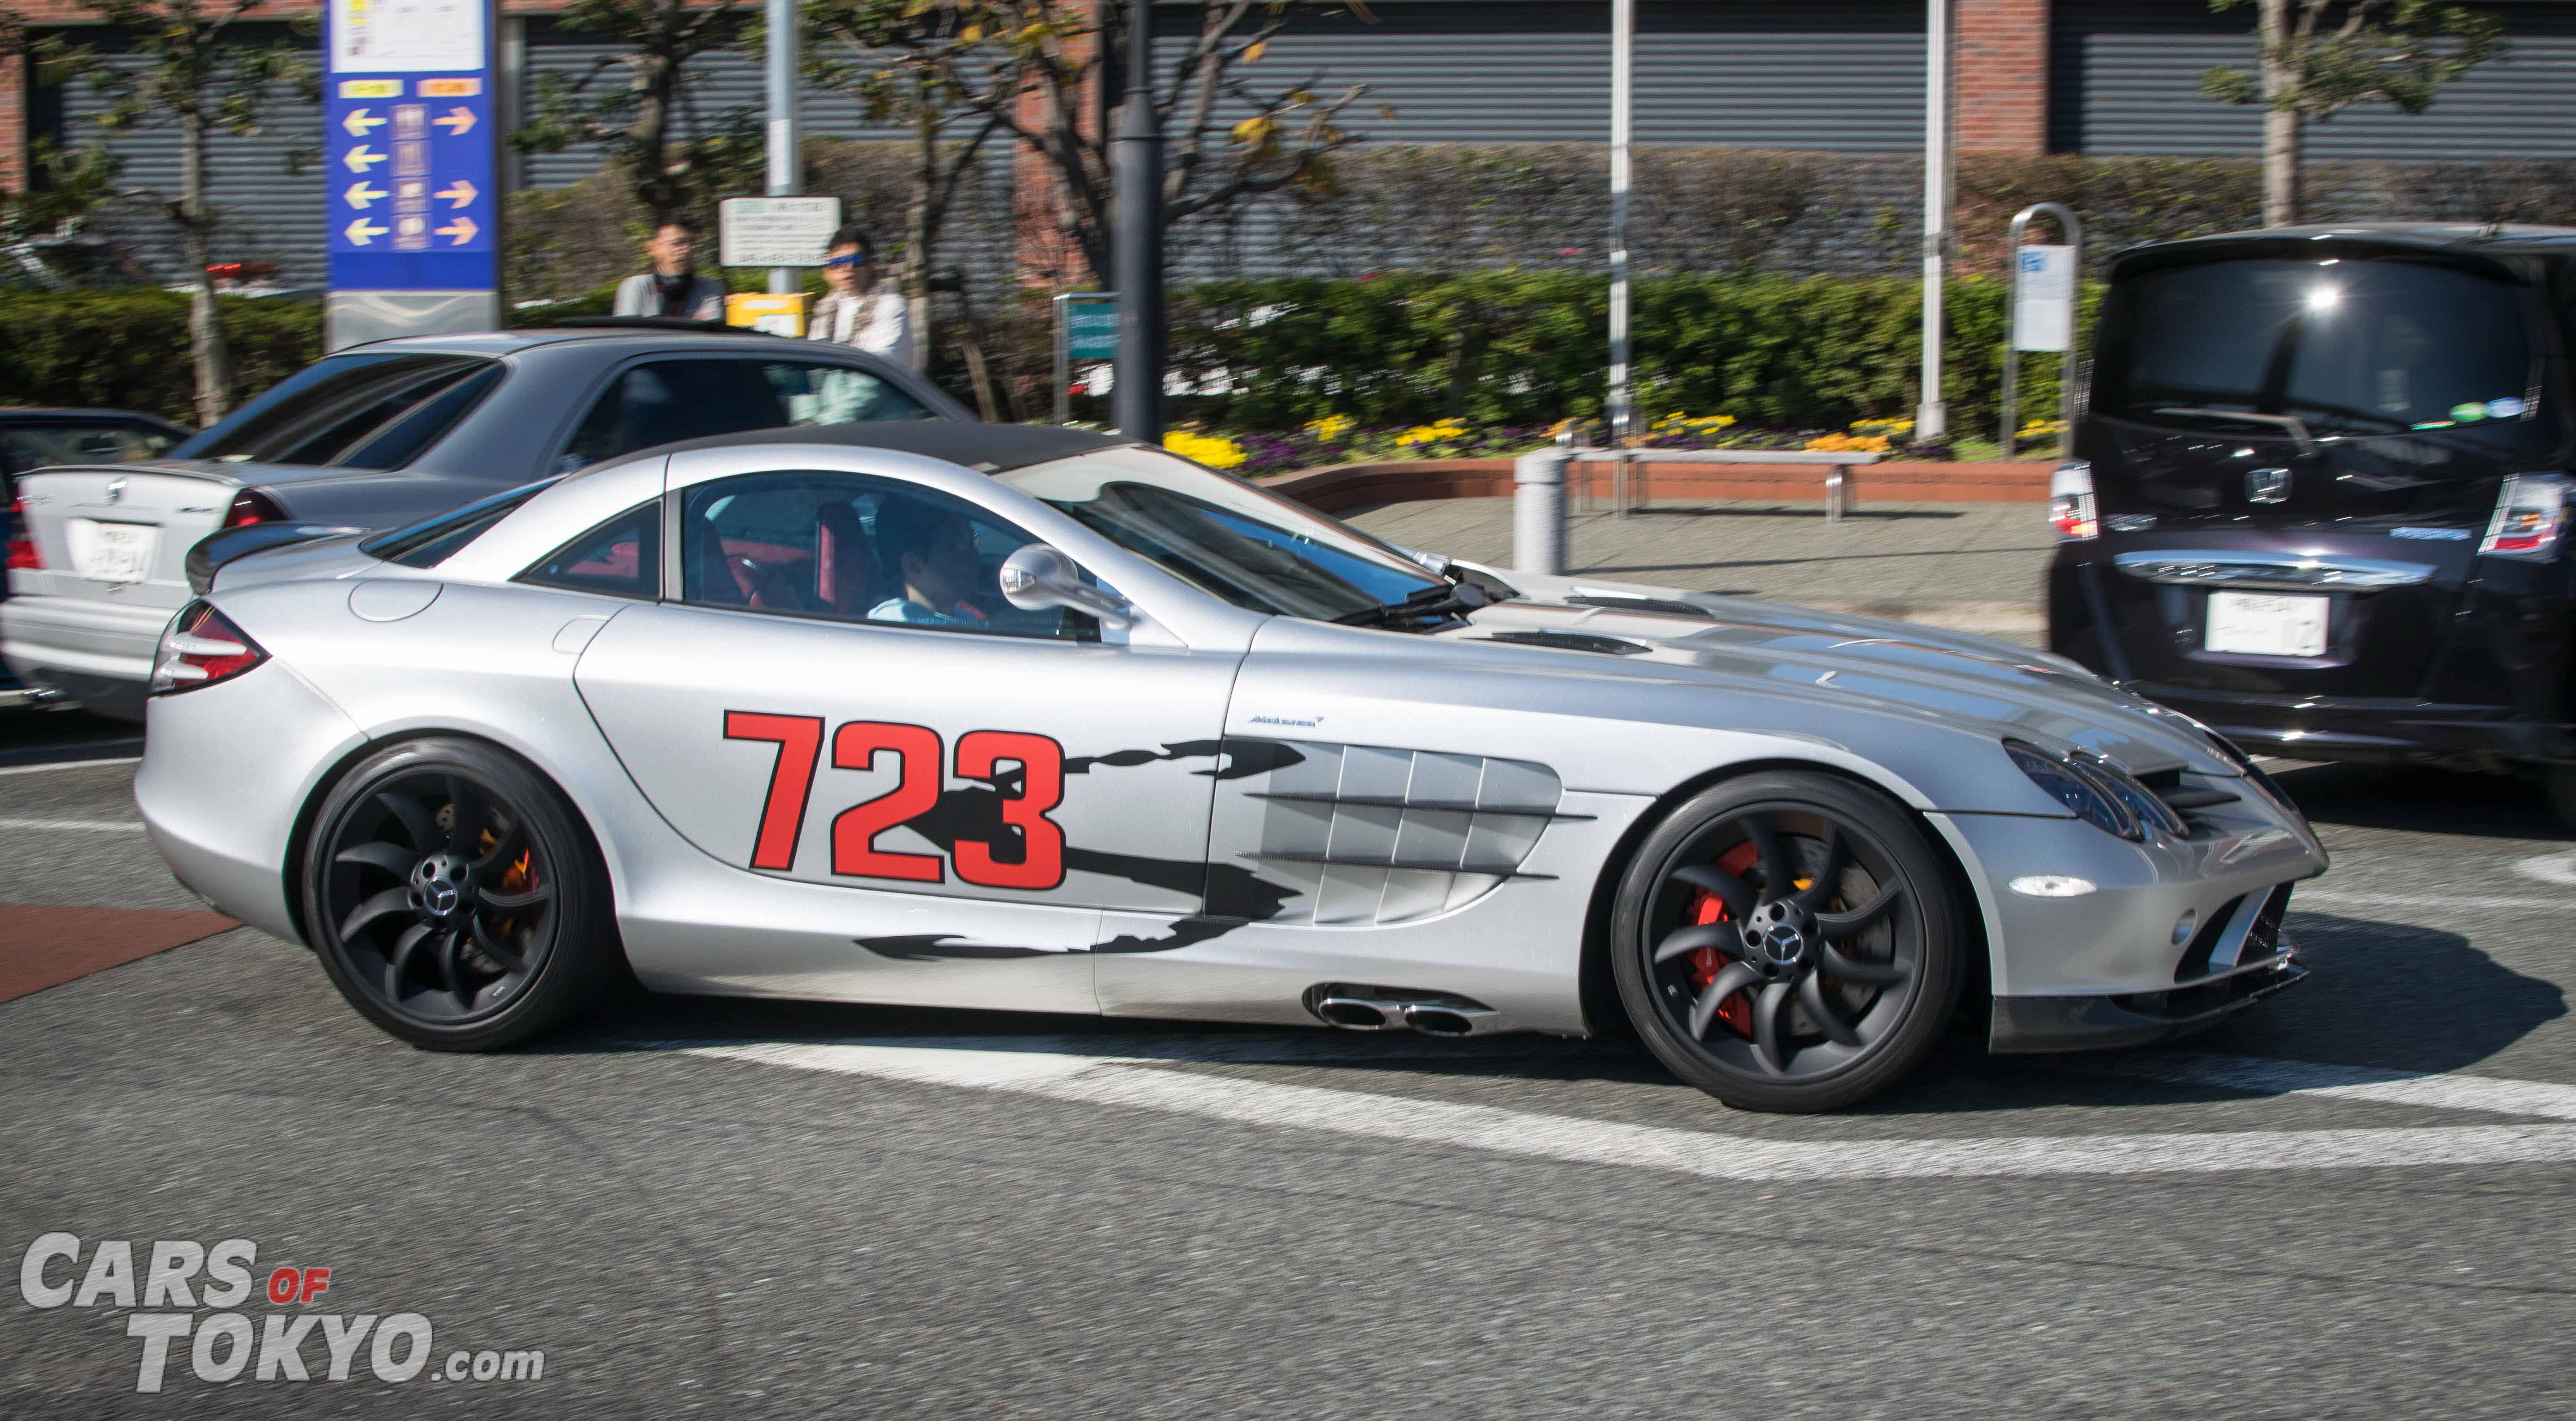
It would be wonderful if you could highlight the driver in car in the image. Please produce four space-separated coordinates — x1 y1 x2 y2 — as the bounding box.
868 498 990 628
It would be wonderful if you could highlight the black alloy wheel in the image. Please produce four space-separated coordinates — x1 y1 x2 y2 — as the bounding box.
1611 771 1966 1113
304 738 617 1050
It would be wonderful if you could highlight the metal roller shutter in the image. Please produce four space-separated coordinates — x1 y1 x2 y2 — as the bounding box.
1156 0 1924 151
34 24 327 287
2052 0 2576 159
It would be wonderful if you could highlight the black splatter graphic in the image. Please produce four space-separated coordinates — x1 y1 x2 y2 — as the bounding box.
853 934 1055 961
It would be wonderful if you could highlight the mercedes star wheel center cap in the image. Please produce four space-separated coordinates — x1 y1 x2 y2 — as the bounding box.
408 855 471 921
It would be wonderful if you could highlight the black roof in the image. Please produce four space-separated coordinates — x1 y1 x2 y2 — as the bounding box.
2112 222 2576 280
644 421 1139 473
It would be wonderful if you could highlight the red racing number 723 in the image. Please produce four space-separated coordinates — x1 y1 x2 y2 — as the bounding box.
722 712 1066 889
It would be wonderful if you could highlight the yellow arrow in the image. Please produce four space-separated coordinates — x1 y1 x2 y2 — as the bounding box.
344 218 388 246
433 178 477 208
342 144 384 173
342 181 386 209
341 108 386 138
432 107 475 136
435 215 479 245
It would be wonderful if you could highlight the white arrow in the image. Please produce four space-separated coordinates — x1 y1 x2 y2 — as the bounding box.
435 215 479 245
342 181 387 209
432 107 475 136
340 107 385 137
433 178 477 208
344 218 388 246
342 144 384 173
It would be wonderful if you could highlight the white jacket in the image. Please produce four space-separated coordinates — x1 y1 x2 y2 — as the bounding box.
807 289 915 370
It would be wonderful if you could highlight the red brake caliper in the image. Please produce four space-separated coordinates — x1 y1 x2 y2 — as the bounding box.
1685 842 1761 1037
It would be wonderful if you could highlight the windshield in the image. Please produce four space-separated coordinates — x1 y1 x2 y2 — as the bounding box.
2093 256 2536 441
999 446 1446 620
173 353 502 469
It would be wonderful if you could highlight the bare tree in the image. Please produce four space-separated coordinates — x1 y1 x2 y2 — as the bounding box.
514 0 754 226
8 0 314 423
2203 0 2506 226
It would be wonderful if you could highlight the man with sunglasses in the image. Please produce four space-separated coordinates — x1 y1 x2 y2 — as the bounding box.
806 226 914 370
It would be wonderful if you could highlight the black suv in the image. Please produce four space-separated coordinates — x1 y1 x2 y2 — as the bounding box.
2048 224 2576 824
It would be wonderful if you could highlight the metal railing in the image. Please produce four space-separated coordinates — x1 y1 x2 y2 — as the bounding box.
1512 446 1885 576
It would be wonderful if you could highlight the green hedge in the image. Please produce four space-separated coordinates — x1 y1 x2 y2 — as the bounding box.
0 291 324 425
1170 271 2103 439
3 274 2099 439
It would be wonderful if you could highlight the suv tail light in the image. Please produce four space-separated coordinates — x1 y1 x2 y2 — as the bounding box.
2049 460 2097 541
150 601 268 695
223 489 286 529
5 496 38 570
2480 473 2568 560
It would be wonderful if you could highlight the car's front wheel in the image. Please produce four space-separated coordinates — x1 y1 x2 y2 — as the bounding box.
1610 771 1967 1112
302 737 619 1050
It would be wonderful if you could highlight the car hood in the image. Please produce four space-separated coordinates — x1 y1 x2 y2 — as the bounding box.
1435 569 2236 777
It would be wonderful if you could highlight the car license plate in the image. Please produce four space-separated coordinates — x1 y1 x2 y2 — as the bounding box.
2206 591 2328 657
66 519 158 585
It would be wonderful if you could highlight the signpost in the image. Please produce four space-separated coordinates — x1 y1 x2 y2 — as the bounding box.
1053 292 1117 424
323 0 501 351
719 196 842 270
1999 202 2083 459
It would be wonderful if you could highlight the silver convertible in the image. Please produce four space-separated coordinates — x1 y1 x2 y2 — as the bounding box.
136 425 2327 1111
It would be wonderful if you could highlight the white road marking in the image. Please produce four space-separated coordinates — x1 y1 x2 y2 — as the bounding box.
2512 850 2576 887
672 1038 2576 1181
2083 1052 2576 1122
0 817 146 833
0 756 140 778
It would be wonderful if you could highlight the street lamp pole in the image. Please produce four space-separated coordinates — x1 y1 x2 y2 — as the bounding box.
1606 0 1633 512
763 0 799 297
1915 0 1951 441
1111 0 1166 442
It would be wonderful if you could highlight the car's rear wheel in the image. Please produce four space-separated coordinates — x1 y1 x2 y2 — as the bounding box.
303 737 617 1051
1610 771 1967 1113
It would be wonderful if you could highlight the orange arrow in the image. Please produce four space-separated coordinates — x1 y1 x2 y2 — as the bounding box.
435 215 479 245
433 178 477 208
432 107 475 136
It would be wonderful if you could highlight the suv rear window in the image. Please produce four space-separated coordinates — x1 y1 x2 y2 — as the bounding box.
174 353 502 469
2093 256 2535 440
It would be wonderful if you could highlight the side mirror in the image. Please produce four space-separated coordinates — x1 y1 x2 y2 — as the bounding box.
998 543 1134 629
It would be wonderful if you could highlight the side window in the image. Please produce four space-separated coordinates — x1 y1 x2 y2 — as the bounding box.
766 361 931 428
677 471 1090 642
519 501 662 599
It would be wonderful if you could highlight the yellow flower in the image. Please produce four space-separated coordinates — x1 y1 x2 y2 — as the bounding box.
1394 417 1468 449
1804 432 1892 454
1164 430 1247 469
1304 413 1356 443
1648 412 1737 439
1849 417 1915 438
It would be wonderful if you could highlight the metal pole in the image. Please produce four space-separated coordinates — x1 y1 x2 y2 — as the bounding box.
764 0 799 297
1111 0 1166 443
1053 293 1072 425
1915 0 1951 442
1607 0 1634 516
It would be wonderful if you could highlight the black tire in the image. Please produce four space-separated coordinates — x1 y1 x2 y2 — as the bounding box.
301 737 618 1051
1609 770 1968 1112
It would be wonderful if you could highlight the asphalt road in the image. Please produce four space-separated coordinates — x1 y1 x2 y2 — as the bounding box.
3 711 2572 1418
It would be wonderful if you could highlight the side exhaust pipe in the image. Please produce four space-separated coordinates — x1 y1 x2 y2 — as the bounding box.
1305 984 1502 1037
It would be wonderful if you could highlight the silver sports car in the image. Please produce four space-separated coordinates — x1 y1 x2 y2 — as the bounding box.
136 424 2327 1111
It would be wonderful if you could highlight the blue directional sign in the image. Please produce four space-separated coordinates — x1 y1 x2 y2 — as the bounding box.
323 0 498 294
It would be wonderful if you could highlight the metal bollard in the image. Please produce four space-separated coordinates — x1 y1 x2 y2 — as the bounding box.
1513 448 1570 576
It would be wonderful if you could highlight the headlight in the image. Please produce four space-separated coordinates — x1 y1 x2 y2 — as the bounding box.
2003 739 2179 841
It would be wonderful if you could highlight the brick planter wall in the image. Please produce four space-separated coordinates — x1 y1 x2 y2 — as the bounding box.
1260 458 2052 513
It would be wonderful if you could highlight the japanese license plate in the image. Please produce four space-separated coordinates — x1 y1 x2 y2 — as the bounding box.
67 519 158 585
2206 591 2328 658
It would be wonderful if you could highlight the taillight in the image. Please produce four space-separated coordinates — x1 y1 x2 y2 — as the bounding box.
223 489 286 528
2049 459 2097 541
149 601 268 695
2480 473 2569 560
5 496 38 570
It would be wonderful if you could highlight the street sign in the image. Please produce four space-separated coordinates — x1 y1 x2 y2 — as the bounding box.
1051 292 1116 423
719 197 844 269
726 292 809 337
323 0 499 348
2011 244 2075 353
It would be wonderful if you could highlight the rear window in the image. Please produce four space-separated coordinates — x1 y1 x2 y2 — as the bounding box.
2093 256 2536 440
0 422 180 475
360 479 557 567
174 353 502 469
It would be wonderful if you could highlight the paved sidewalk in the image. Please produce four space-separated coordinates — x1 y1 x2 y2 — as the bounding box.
1345 496 2053 645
